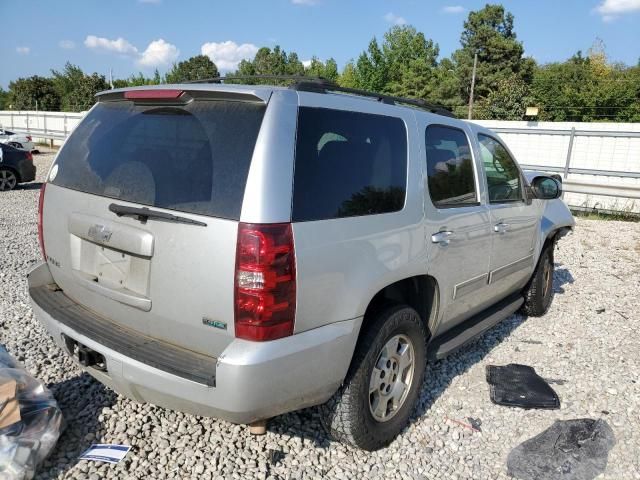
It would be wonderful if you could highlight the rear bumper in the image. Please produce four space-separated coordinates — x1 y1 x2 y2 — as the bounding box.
28 262 361 424
17 160 36 183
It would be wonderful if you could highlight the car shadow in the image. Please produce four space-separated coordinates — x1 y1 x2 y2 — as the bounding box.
270 266 574 451
553 261 575 294
17 182 44 191
39 372 117 478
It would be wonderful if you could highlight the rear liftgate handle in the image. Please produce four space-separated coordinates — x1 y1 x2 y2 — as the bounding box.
431 230 453 247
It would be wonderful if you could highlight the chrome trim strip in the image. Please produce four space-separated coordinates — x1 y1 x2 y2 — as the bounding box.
453 273 489 300
489 254 534 284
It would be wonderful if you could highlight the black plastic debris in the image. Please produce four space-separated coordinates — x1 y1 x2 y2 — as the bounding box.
507 419 616 480
486 364 560 409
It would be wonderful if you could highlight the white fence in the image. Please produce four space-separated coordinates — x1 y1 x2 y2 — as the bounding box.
1 110 638 213
0 110 85 145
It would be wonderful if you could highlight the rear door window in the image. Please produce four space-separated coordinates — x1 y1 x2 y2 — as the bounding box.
292 107 407 221
51 100 266 220
425 125 478 208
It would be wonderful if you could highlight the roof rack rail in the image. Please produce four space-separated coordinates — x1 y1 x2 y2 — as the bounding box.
184 75 456 118
184 75 330 84
292 80 456 118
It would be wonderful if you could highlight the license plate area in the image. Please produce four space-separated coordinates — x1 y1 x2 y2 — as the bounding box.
70 236 151 297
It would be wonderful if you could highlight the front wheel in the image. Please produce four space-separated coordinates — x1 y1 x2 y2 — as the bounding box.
322 304 427 451
520 245 554 316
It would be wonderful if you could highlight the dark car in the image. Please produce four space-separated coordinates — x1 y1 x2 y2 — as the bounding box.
0 143 37 191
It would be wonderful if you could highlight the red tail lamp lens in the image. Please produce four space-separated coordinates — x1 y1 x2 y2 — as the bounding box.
37 183 47 260
234 223 296 341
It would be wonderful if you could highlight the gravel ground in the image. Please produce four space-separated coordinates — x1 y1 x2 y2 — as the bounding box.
1 149 639 480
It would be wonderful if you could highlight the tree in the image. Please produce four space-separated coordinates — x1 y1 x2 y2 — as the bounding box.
234 46 329 84
475 75 532 120
305 57 339 81
165 55 219 83
51 63 108 111
530 42 640 122
452 4 532 106
382 26 439 99
8 76 60 111
338 61 358 88
354 38 388 92
0 88 9 110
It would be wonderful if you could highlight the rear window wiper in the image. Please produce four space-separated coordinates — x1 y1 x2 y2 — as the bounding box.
109 203 207 227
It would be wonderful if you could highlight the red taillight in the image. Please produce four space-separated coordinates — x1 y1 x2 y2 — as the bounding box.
124 89 184 100
26 151 33 162
37 183 47 260
234 223 296 341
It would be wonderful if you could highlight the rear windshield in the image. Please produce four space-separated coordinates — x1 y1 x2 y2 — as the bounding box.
51 99 266 220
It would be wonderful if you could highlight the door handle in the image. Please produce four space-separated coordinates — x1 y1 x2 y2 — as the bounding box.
494 222 510 234
431 230 453 246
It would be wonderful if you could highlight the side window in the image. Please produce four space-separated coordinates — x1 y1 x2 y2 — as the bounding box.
478 134 523 203
425 125 477 208
292 107 407 221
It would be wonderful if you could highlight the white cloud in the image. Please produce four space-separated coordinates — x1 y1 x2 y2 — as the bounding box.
291 0 318 5
201 41 259 71
85 35 179 68
384 12 407 25
595 0 640 20
84 35 138 55
442 5 466 14
302 59 312 68
137 39 179 67
58 40 75 49
16 46 30 55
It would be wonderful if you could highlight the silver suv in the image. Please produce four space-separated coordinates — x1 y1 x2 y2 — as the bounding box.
28 80 574 450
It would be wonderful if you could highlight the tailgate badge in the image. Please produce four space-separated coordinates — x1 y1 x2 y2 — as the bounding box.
202 317 227 330
88 224 113 244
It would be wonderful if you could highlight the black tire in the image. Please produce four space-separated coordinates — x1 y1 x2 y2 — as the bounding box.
322 304 427 451
520 244 554 316
0 167 19 192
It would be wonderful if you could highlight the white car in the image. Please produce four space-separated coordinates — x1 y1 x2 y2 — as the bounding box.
0 128 35 151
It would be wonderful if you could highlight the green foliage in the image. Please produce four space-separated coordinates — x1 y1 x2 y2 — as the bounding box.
531 48 640 122
0 88 9 109
165 55 219 83
234 46 308 83
475 75 532 120
452 4 531 105
305 57 339 81
52 63 108 111
8 76 60 111
355 38 388 92
338 62 358 88
382 26 439 99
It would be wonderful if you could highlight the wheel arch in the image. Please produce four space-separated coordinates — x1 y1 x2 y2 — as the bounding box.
361 275 439 340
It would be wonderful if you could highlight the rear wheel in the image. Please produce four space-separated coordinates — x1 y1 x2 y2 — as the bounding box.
322 304 427 450
520 245 554 316
0 168 18 191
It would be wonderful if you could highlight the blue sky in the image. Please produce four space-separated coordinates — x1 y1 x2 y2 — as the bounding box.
2 0 640 88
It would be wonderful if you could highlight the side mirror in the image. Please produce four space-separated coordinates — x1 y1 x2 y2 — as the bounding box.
530 176 562 200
